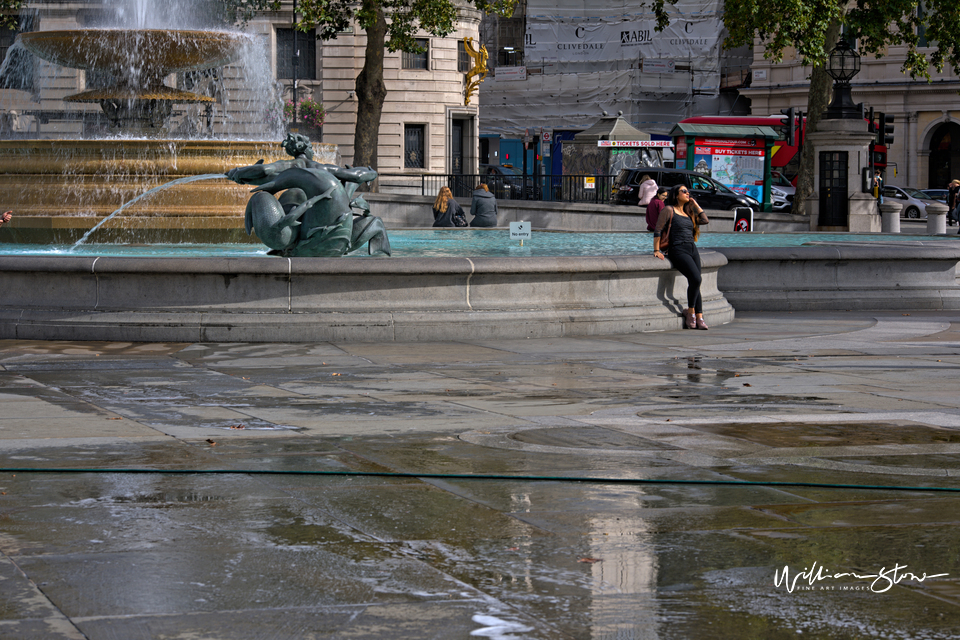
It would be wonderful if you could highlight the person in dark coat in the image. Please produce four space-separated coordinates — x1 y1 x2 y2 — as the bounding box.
469 183 498 227
948 179 960 227
432 186 466 227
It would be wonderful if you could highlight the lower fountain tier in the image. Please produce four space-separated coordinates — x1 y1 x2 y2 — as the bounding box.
0 139 339 243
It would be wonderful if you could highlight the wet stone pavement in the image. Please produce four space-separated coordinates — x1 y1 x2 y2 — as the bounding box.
1 310 960 639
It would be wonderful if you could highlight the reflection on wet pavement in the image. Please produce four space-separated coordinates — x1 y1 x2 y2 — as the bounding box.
1 311 959 638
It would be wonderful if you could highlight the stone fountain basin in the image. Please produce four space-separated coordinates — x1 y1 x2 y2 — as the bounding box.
2 239 960 342
17 29 250 79
0 253 732 342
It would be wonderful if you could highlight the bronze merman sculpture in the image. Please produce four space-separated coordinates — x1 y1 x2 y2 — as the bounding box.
227 133 390 257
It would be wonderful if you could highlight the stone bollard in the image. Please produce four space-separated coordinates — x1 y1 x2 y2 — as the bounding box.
926 202 949 235
879 201 902 233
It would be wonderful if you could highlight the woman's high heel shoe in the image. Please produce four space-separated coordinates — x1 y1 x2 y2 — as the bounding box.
683 309 696 329
695 317 709 330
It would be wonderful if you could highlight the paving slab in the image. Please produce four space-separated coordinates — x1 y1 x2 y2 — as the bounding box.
1 310 960 638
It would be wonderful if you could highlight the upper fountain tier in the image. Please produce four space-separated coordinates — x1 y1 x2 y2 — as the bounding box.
18 29 249 102
17 29 251 132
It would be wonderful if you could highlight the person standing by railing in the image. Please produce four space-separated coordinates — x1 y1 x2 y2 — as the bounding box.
948 180 960 229
637 175 657 210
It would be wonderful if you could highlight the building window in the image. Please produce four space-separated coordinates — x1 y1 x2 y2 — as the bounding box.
917 3 929 47
402 39 429 70
458 39 471 73
404 124 425 168
277 28 317 80
497 48 523 67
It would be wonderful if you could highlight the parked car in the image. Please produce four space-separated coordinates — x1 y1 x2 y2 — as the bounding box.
770 171 796 212
479 164 532 200
611 168 760 211
881 185 941 219
921 188 949 203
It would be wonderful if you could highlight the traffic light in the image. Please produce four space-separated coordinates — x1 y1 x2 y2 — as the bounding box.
868 107 876 137
780 107 796 147
879 112 895 146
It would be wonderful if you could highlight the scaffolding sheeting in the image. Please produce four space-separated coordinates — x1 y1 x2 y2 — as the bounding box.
480 0 724 137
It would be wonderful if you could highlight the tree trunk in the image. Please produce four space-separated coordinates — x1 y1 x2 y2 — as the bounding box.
353 0 387 184
794 21 843 214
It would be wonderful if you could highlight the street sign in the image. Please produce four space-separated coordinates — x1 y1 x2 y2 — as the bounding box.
584 177 596 190
733 207 753 232
642 59 675 74
510 221 531 240
597 140 673 148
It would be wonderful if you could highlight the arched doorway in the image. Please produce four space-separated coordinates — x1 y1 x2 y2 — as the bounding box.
928 122 960 188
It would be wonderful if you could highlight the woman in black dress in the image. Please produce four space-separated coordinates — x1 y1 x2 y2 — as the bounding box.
652 184 710 329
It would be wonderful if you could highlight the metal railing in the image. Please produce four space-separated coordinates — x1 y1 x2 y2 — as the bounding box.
381 173 620 204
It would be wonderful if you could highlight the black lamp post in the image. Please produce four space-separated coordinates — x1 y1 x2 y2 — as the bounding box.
823 38 862 119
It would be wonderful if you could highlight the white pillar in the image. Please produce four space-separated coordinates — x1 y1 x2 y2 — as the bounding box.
879 201 902 233
927 202 948 234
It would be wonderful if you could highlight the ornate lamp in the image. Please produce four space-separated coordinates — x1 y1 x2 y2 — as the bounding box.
823 39 862 119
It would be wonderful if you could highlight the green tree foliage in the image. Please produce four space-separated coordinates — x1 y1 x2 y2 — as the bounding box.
294 0 515 172
713 0 960 80
297 0 514 55
0 1 23 30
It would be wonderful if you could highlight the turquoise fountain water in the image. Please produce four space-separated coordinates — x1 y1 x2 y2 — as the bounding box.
3 229 954 259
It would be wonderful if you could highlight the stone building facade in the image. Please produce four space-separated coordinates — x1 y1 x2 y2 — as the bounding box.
742 40 960 190
252 1 481 174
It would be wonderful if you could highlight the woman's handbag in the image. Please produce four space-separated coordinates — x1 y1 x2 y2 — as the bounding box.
659 208 674 251
452 204 468 227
